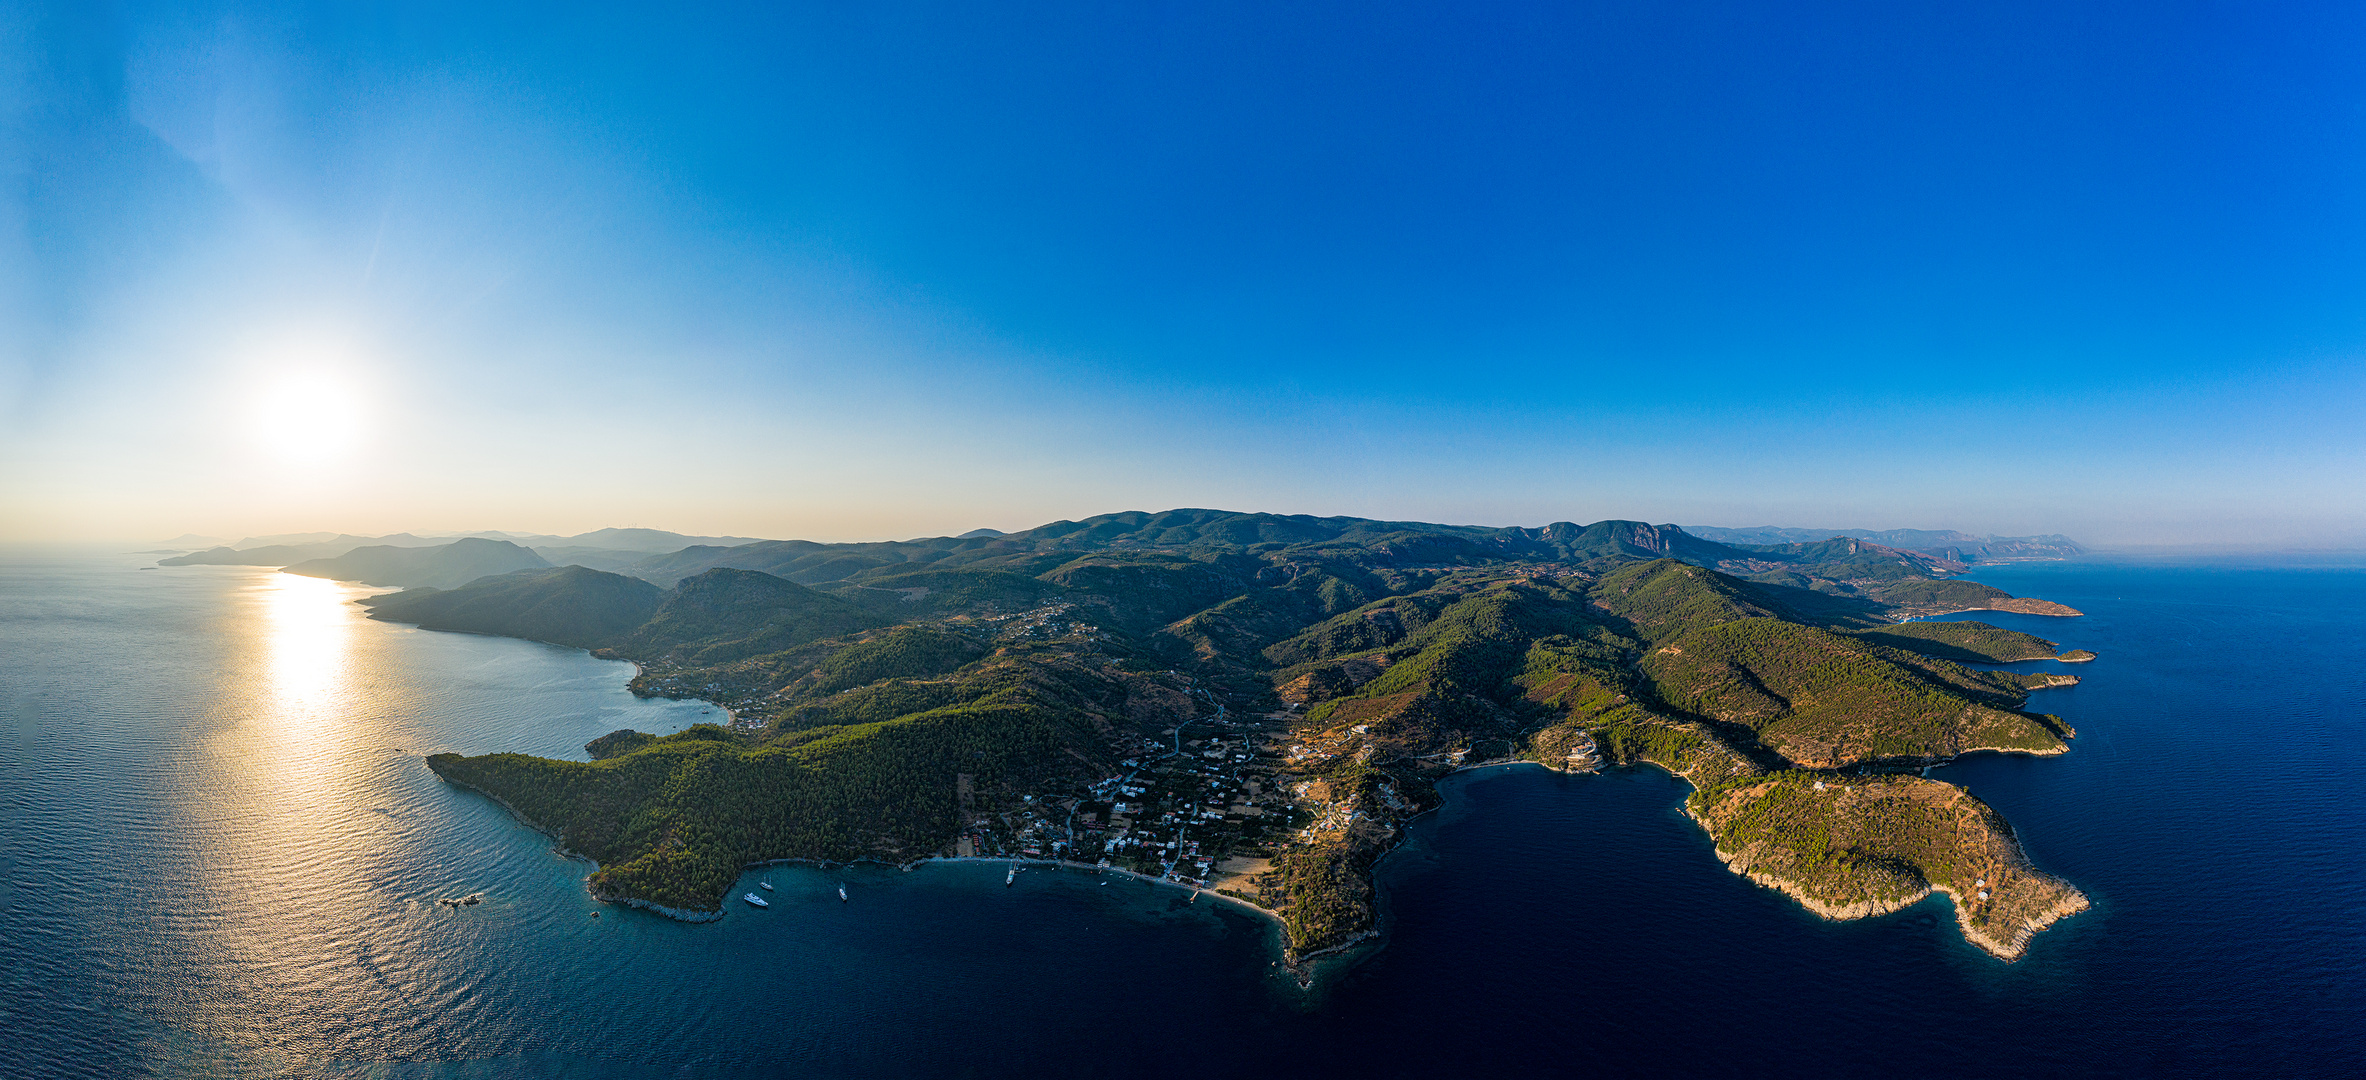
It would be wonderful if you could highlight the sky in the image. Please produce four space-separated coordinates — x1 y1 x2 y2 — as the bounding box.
4 0 2364 547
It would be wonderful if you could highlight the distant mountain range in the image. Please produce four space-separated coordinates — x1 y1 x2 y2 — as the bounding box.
282 538 552 591
154 513 2083 591
1681 526 2084 562
155 528 770 574
201 527 767 552
145 533 226 549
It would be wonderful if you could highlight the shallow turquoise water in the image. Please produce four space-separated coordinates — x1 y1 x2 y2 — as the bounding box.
5 553 2362 1076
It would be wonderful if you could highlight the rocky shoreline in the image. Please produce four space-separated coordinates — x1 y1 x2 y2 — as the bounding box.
597 892 726 922
1680 767 2089 961
1712 845 1936 921
425 767 739 921
437 735 2087 966
1925 598 2086 618
1947 885 2093 960
1707 848 2088 961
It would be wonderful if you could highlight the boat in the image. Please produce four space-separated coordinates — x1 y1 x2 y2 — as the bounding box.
742 893 769 908
1006 862 1017 886
837 883 848 902
760 881 773 891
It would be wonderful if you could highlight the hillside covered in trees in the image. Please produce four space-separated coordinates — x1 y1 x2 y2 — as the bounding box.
387 509 2093 961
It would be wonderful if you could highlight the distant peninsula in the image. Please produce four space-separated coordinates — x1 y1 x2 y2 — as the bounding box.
200 510 2096 963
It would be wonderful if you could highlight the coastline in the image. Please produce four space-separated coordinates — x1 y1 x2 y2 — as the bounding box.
1678 772 2089 961
427 782 1290 935
1943 885 2093 960
1709 842 1935 922
426 767 745 920
1907 599 2085 620
1702 840 2087 962
442 744 2083 968
436 758 1299 937
898 854 1336 984
910 764 1559 983
751 852 1295 930
905 855 1291 925
1963 741 2070 758
603 895 727 922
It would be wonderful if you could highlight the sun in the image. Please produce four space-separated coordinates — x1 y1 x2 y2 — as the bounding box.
250 373 364 465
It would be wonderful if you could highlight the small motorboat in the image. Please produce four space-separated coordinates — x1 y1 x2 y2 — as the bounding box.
743 893 769 908
837 883 848 902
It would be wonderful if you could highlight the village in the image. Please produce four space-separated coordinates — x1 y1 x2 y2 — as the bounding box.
952 699 1307 898
625 660 777 733
634 639 1604 909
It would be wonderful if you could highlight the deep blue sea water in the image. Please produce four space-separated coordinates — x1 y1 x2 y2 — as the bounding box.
4 553 2362 1077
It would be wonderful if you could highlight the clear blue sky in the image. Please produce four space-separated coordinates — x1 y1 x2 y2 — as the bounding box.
5 1 2363 546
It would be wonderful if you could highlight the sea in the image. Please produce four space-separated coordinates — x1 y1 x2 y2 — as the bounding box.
3 552 2362 1077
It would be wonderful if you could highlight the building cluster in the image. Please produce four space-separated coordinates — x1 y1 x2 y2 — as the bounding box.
630 661 775 732
979 602 1108 645
954 708 1302 888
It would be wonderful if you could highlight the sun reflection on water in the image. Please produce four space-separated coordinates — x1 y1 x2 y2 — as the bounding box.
173 569 406 1039
33 559 735 1065
260 572 356 715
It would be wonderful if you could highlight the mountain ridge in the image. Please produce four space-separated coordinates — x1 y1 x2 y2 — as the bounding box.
1682 525 2085 562
283 537 551 590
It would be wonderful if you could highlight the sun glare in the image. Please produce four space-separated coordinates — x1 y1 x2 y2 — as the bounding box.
250 373 364 465
259 571 353 715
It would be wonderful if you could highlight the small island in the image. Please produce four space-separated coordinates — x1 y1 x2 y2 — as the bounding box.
363 510 2093 964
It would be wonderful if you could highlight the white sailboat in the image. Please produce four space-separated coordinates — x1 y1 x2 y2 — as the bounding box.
837 882 848 902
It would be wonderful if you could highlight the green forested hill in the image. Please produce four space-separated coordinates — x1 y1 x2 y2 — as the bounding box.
359 565 662 648
826 568 1061 614
428 655 1174 909
612 509 1989 593
1591 560 1788 643
1265 566 2065 783
283 537 551 590
618 568 886 664
801 625 988 695
1636 617 2066 767
1291 580 1604 743
1851 620 2076 663
391 511 2088 952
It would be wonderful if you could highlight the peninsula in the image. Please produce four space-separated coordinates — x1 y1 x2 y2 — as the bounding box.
258 510 2094 961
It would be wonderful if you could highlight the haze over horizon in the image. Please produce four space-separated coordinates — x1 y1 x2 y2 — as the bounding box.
107 512 2270 557
8 2 2365 548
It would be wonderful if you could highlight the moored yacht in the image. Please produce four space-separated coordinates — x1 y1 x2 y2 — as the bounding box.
838 883 848 902
743 892 769 908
